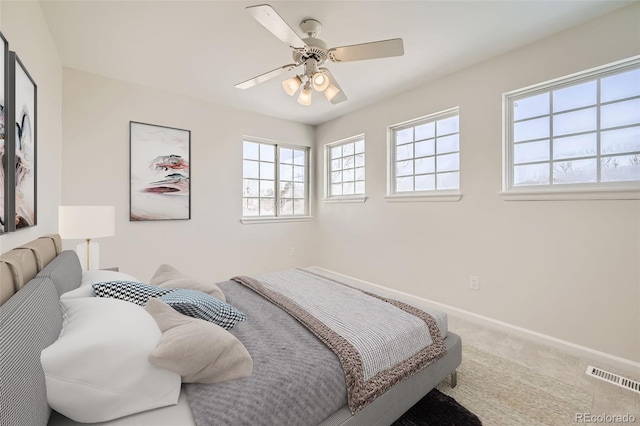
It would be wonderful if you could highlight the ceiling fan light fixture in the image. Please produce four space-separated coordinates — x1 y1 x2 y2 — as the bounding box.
324 84 340 102
282 75 302 96
312 72 330 92
298 82 312 106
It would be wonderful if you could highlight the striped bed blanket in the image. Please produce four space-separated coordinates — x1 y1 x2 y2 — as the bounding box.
232 269 447 414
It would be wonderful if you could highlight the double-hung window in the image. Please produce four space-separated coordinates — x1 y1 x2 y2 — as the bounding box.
242 138 309 219
503 56 640 199
326 135 365 200
388 108 461 200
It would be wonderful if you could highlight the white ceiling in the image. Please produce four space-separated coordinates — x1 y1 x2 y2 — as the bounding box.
39 0 634 126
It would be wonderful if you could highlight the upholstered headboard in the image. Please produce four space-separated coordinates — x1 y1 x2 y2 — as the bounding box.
0 234 62 305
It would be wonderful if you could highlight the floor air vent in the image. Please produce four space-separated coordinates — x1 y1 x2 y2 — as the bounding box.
585 366 640 394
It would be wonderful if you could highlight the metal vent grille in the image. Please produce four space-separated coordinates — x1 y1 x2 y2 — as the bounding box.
585 366 640 394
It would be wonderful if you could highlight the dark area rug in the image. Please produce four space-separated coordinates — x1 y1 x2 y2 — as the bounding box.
392 389 482 426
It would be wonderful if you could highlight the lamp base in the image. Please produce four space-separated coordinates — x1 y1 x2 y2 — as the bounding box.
76 242 100 271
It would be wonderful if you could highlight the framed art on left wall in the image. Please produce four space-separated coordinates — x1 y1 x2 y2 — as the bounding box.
8 51 37 230
0 31 9 234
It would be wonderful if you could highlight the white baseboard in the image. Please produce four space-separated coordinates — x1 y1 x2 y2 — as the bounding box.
309 266 640 376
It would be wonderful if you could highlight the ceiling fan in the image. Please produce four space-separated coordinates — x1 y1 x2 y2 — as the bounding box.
235 4 404 106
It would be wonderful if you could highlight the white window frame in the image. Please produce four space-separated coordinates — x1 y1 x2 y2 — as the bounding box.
386 107 462 202
502 56 640 201
241 137 312 224
323 134 367 203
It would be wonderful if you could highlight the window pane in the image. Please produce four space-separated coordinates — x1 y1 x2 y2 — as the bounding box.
437 172 459 190
343 169 354 183
354 167 365 181
243 160 259 178
259 180 274 197
396 128 414 145
553 134 597 160
260 162 275 180
280 164 293 181
415 140 435 157
294 182 305 198
331 158 342 171
243 198 259 216
514 92 549 121
243 141 259 160
415 157 435 175
331 145 342 159
514 116 549 142
438 153 459 172
437 134 459 154
415 174 435 191
293 199 305 215
514 163 550 186
601 126 640 155
396 160 413 177
415 122 435 141
343 142 355 156
396 144 413 161
293 150 305 166
354 139 365 154
279 182 294 198
280 148 293 164
355 181 365 194
437 116 459 136
280 199 293 216
553 159 597 184
514 140 549 164
331 171 342 184
355 153 365 167
243 179 259 197
601 69 640 102
396 176 413 192
343 155 355 169
601 154 640 182
260 144 275 161
342 182 355 195
331 184 342 196
553 81 597 112
260 199 275 215
293 166 305 182
553 107 597 136
601 98 640 129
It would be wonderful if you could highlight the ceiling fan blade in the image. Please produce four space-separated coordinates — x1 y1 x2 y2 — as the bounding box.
235 64 298 89
328 38 404 63
320 68 347 104
247 4 308 51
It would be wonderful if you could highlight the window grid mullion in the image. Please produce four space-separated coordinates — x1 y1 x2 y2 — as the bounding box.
549 91 554 185
596 77 602 183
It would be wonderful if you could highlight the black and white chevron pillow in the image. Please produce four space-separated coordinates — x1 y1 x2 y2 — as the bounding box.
92 281 176 306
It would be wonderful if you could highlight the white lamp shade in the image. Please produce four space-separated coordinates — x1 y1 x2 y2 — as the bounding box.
312 72 330 92
324 84 341 101
59 206 115 240
282 76 302 96
298 85 312 106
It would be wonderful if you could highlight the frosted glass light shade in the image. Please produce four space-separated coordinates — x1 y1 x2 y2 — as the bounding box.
298 85 312 106
59 206 115 239
282 76 302 96
312 72 330 92
324 84 340 101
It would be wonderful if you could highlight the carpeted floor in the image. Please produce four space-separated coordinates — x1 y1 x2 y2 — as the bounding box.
393 389 482 426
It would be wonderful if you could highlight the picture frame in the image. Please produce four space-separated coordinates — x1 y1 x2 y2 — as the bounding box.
8 51 36 231
129 121 191 221
0 31 9 234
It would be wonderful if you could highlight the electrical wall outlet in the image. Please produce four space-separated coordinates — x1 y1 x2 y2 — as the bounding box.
469 276 479 290
290 247 296 256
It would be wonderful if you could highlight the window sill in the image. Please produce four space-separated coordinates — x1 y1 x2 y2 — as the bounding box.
500 186 640 201
385 192 462 202
322 196 368 203
240 216 313 224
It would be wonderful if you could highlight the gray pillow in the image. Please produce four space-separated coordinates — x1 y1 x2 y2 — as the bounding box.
150 264 226 302
144 299 253 384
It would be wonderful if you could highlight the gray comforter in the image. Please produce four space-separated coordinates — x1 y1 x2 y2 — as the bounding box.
185 280 347 426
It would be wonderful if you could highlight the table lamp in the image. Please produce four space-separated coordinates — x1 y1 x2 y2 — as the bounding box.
59 206 115 271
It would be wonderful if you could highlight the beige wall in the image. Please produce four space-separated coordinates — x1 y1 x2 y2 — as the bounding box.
0 1 63 254
61 69 317 282
314 4 640 362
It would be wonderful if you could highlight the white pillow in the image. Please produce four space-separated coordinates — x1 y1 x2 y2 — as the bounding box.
41 297 181 423
61 270 141 299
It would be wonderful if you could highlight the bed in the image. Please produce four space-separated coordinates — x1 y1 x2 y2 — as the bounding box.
0 235 462 426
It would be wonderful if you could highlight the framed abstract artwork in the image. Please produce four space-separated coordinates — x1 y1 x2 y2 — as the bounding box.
129 121 191 221
8 52 37 230
0 32 8 234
